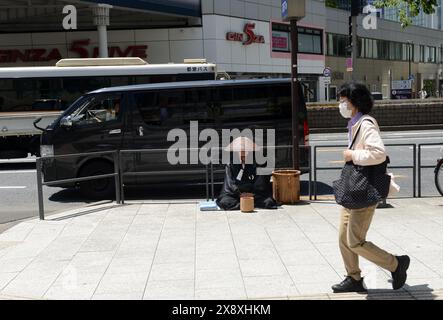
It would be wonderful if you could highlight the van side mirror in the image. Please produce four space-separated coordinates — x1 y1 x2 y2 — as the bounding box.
60 116 73 128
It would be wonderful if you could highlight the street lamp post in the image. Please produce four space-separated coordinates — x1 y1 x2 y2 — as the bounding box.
282 0 306 170
407 40 413 79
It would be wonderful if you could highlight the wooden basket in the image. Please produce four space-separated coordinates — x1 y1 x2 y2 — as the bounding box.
272 170 301 204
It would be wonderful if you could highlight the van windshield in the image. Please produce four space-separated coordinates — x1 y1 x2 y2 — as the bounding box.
69 94 121 125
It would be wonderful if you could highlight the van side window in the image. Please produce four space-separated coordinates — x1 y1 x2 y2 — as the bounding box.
70 94 121 126
135 90 183 126
220 85 271 123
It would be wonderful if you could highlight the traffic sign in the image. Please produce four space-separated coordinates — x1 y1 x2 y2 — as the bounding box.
323 67 331 77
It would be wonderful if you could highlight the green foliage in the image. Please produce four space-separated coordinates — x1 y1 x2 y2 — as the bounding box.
374 0 438 28
325 0 339 8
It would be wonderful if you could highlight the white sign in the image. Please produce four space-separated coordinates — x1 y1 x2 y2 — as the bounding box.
391 80 412 90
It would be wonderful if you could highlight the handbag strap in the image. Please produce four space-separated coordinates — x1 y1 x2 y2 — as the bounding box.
349 118 374 150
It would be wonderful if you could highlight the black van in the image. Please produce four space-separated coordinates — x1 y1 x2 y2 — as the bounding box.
40 79 309 198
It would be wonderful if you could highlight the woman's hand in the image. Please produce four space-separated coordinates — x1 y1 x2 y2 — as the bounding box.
343 150 353 162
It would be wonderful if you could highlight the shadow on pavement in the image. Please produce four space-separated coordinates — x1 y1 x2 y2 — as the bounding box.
366 283 435 300
47 180 334 203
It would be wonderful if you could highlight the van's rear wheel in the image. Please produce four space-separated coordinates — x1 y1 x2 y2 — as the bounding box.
78 161 115 200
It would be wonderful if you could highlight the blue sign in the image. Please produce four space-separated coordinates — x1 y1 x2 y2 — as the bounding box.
83 0 201 17
323 67 331 77
281 0 288 20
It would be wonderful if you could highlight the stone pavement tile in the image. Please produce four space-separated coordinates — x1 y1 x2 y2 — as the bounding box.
289 293 330 300
44 283 99 300
196 253 239 271
294 282 337 296
153 248 195 264
137 204 170 215
148 262 194 281
143 279 194 300
92 292 143 300
238 259 289 277
78 237 123 253
0 256 33 273
287 264 342 284
37 236 89 260
195 240 236 255
235 244 280 261
194 287 247 300
277 250 331 267
401 258 441 279
1 267 65 299
0 272 18 291
67 251 114 274
243 275 299 299
195 268 243 290
105 257 152 274
94 272 148 295
0 222 36 242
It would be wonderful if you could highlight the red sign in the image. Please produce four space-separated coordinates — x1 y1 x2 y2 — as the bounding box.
0 39 147 63
226 23 265 45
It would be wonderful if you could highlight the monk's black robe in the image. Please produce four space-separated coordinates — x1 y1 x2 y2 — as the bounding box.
216 163 278 210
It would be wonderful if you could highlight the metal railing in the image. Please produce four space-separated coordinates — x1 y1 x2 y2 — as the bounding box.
36 150 121 220
418 142 443 197
313 143 417 199
119 148 211 204
35 142 443 220
35 145 313 219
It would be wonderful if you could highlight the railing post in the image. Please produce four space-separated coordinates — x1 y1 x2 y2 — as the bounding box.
308 146 312 200
313 145 317 200
36 158 45 220
211 161 214 201
119 152 125 204
113 152 121 204
418 144 421 198
413 144 417 198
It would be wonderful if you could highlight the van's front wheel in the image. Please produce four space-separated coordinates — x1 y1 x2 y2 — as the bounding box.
78 161 115 200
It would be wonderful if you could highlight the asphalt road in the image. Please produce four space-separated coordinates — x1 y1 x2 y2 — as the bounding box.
0 129 442 230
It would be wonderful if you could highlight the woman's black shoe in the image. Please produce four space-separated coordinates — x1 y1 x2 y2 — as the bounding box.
332 276 368 293
391 255 410 290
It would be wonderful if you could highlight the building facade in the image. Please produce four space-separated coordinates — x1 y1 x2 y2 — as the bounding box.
0 0 442 101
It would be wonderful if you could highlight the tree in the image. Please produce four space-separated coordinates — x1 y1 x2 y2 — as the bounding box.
374 0 439 27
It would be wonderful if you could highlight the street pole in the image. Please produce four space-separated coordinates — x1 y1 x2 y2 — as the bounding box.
351 15 358 81
290 18 300 170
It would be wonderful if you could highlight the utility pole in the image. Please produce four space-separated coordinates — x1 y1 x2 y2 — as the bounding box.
282 0 306 170
349 0 359 80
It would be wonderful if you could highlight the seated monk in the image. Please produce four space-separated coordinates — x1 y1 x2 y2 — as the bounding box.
216 150 278 210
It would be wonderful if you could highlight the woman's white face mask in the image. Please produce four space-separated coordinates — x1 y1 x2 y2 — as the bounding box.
339 100 353 119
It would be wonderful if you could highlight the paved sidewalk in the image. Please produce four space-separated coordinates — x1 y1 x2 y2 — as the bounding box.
0 197 442 300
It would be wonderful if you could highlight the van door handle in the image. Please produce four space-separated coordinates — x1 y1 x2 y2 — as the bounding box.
109 129 121 135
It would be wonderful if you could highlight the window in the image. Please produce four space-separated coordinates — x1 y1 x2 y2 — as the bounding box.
135 90 185 126
420 45 425 62
272 23 323 55
69 94 122 126
326 33 350 57
429 46 436 63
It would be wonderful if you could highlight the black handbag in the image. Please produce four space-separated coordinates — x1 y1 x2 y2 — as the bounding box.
333 119 391 209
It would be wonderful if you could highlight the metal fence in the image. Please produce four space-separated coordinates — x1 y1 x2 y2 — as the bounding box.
36 150 121 220
35 142 441 220
313 143 417 199
418 142 443 197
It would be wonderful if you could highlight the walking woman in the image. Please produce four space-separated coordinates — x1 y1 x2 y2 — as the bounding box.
332 82 410 293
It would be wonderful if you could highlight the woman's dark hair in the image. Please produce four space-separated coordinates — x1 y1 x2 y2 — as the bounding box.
338 82 374 114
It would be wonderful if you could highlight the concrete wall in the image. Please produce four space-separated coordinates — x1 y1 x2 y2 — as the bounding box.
307 100 443 131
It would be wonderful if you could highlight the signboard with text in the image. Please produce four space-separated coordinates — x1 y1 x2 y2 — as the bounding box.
391 80 412 99
272 31 290 52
